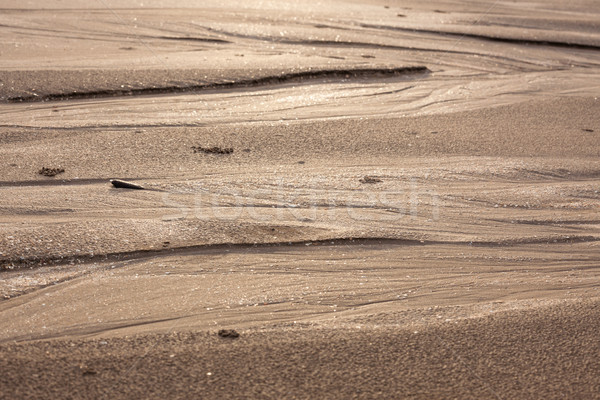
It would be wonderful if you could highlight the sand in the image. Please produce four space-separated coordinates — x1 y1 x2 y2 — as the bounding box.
1 0 599 398
2 300 600 399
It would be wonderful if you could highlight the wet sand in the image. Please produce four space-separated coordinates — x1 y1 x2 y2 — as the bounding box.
2 299 600 399
1 0 599 398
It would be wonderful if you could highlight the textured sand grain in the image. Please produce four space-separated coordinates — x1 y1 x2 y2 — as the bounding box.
1 0 599 398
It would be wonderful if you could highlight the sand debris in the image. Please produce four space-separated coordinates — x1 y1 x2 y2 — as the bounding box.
192 146 234 155
79 365 97 376
218 329 240 339
38 167 65 177
359 176 383 184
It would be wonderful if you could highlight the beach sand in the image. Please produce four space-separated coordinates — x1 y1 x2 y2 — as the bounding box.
1 0 599 398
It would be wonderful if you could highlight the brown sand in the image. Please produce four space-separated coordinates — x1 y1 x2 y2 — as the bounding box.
1 299 600 399
1 0 599 398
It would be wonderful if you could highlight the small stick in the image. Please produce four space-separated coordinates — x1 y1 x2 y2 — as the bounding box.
110 179 145 190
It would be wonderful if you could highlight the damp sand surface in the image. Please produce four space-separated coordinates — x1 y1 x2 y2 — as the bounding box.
1 1 600 398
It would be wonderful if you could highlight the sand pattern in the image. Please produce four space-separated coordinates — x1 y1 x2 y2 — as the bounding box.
0 0 599 398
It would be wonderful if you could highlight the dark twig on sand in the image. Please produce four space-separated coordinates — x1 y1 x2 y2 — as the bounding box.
110 179 145 190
